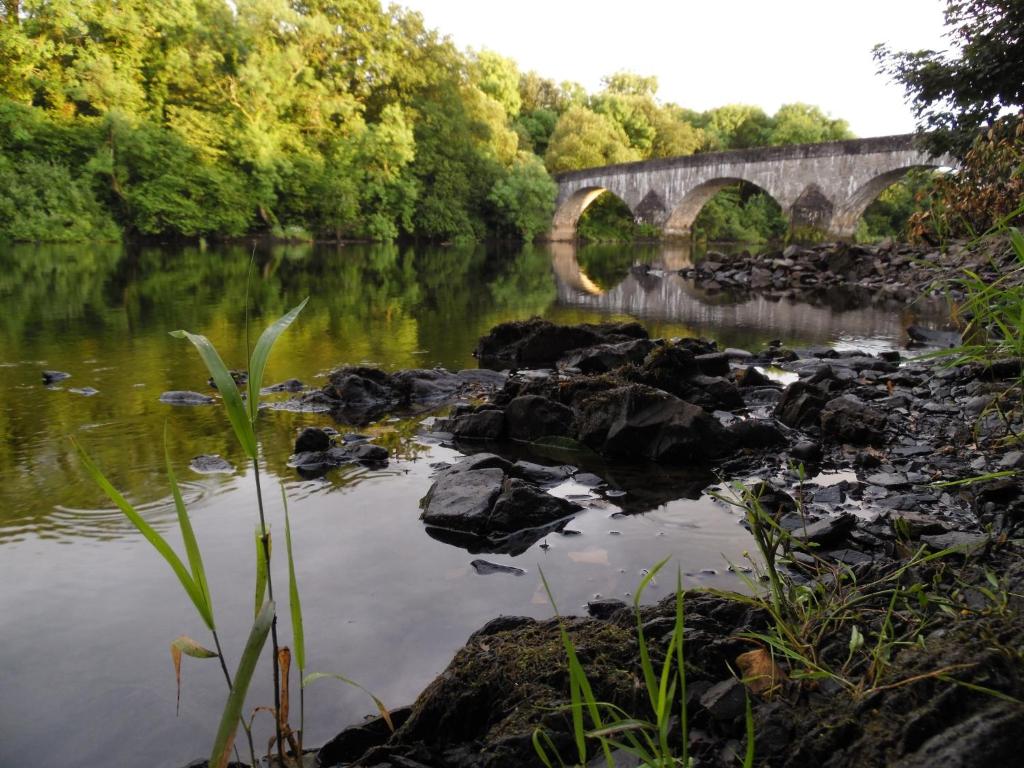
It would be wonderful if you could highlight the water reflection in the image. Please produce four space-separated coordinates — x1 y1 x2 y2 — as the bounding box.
551 241 950 351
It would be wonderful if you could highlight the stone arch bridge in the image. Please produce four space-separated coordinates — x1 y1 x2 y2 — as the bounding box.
550 134 954 241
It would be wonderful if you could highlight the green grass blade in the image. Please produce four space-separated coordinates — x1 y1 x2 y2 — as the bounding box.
634 556 670 713
170 329 258 458
675 569 688 765
283 484 305 672
164 425 214 630
743 692 755 768
72 437 211 629
209 600 274 768
254 526 269 620
302 672 393 730
246 298 308 424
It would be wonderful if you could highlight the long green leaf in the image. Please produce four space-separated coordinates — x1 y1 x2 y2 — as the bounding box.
283 485 305 672
254 526 269 619
165 424 214 630
209 600 274 768
634 556 670 714
72 438 211 629
169 329 258 458
246 298 309 424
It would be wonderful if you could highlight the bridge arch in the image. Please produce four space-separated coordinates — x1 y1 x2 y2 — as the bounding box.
829 164 949 238
662 177 784 239
550 186 635 241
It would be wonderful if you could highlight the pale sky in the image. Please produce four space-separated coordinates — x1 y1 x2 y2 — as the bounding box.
398 0 951 138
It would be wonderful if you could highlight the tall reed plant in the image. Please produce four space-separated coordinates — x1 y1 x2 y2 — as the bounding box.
72 298 357 768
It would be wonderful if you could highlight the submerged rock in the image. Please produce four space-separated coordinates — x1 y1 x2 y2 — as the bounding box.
470 559 526 576
189 455 235 474
159 390 215 405
41 370 71 385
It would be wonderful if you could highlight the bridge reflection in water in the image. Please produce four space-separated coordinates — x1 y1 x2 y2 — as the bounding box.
548 242 949 350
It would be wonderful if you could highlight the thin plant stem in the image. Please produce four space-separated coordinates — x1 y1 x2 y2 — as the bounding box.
253 457 286 767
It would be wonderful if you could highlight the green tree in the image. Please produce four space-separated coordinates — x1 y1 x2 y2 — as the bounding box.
487 152 557 241
874 0 1024 154
769 103 853 145
544 105 640 173
471 49 521 119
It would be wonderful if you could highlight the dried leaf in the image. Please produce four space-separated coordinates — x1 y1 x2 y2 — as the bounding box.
736 648 786 696
170 635 218 715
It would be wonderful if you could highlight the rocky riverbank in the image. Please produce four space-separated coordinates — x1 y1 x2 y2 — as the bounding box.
295 313 1024 768
674 236 1022 308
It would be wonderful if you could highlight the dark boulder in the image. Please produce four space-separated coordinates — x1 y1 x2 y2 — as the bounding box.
577 385 736 462
306 366 506 425
820 395 887 445
475 318 648 369
775 381 828 430
295 426 331 453
420 455 581 547
502 395 574 442
558 338 656 373
728 419 787 449
444 409 506 440
734 365 772 388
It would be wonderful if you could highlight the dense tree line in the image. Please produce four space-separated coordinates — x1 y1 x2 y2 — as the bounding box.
0 0 861 244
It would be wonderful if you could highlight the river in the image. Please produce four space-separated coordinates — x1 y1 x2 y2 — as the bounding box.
0 240 949 767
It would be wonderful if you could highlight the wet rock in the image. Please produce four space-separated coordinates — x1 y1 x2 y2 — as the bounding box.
295 426 331 454
475 318 647 369
261 378 305 393
445 409 505 440
587 598 627 620
921 531 988 553
734 365 771 388
41 370 71 384
420 458 581 544
695 352 730 377
907 325 961 348
487 479 581 532
727 419 786 449
791 440 823 463
558 338 656 373
792 512 856 546
510 460 572 487
775 381 828 430
420 467 505 535
318 708 413 766
470 559 526 576
576 385 736 462
700 678 747 722
349 443 388 462
811 485 845 505
897 702 1024 768
865 472 909 488
207 369 247 390
189 455 235 474
160 390 215 405
502 395 573 442
288 441 389 477
305 366 506 425
820 395 887 445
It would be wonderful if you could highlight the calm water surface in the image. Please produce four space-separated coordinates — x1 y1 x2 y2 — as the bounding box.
0 241 949 767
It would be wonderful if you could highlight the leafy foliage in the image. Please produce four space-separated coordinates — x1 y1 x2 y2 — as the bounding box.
875 0 1024 155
